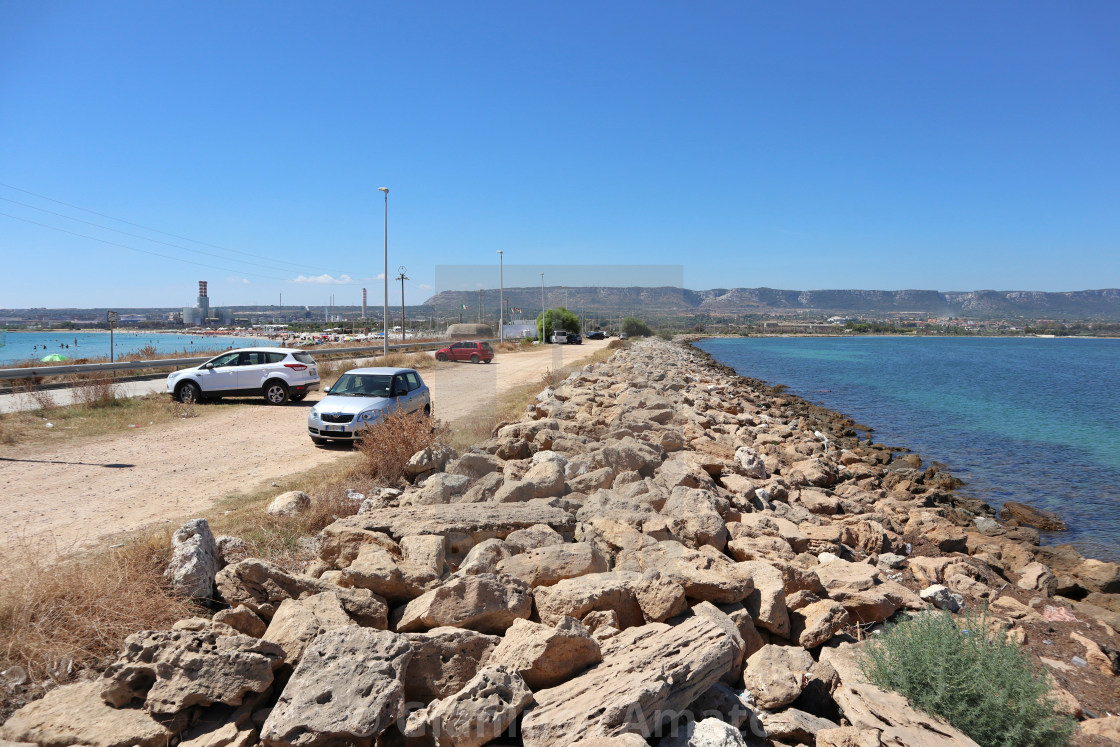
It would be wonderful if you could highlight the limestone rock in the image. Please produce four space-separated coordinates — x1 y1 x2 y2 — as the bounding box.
616 541 754 604
262 592 355 663
265 490 311 517
735 446 768 478
407 444 458 477
659 717 748 746
0 681 174 747
100 630 284 716
759 707 840 743
457 538 511 575
816 726 884 747
412 473 473 505
791 599 850 649
212 605 267 638
738 560 790 638
403 627 501 704
166 518 221 600
534 571 645 629
797 487 841 515
261 627 412 746
488 617 602 690
404 665 533 747
522 459 568 498
520 615 738 745
447 451 503 479
215 558 387 627
1080 716 1120 742
394 573 533 634
688 682 757 728
741 643 815 710
920 585 963 612
1016 562 1058 596
505 523 566 553
496 542 609 587
660 487 730 550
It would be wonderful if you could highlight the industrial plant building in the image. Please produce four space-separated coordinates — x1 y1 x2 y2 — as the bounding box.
181 281 232 326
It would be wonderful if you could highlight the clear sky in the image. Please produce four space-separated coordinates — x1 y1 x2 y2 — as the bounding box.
2 1 1118 309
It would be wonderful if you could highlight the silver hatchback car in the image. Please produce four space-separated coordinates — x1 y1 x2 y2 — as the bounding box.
307 367 431 445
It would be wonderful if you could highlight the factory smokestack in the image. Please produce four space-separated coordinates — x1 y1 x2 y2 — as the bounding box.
198 281 208 298
362 288 367 319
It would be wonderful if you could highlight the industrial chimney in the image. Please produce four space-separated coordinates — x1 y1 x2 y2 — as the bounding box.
362 288 367 319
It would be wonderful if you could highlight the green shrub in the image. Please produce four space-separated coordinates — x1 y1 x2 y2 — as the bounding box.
861 610 1075 747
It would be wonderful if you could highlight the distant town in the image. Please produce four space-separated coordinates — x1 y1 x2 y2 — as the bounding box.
3 281 1119 338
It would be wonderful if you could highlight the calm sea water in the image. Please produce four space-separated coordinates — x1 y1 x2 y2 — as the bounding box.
0 331 267 366
697 336 1120 562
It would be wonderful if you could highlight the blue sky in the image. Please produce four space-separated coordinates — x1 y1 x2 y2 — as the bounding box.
2 1 1118 308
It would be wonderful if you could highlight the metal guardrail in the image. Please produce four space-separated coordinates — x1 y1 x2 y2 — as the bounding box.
0 339 503 383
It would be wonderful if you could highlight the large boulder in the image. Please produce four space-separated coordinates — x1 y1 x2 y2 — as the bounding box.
265 490 311 517
488 617 602 690
741 644 815 710
402 627 500 705
616 541 754 604
520 615 738 745
262 592 355 663
215 558 387 627
260 627 412 746
100 630 284 716
0 682 174 747
166 518 221 600
790 600 850 649
660 487 729 550
393 573 533 634
403 665 533 747
496 542 609 587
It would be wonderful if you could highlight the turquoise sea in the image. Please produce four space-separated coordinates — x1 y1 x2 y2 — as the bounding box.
697 336 1120 562
0 330 267 366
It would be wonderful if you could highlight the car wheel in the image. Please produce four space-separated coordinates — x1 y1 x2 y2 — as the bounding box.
484 358 491 363
436 353 448 362
264 381 289 405
470 354 480 363
424 404 431 416
290 393 306 402
177 381 201 404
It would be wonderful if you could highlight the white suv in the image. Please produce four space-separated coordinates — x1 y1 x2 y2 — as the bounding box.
166 347 319 405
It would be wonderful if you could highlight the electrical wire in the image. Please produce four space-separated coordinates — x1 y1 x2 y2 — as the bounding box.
0 182 339 274
0 210 292 280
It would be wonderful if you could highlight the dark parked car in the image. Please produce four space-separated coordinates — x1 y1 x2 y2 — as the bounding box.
566 333 583 345
586 330 606 340
435 340 494 363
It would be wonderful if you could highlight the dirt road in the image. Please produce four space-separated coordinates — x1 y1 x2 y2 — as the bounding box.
0 340 608 551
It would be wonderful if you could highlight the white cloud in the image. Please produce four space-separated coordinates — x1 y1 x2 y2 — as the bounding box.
291 274 354 285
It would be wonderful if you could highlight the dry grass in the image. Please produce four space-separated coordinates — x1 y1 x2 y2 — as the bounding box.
0 393 218 449
0 534 197 720
70 375 120 408
351 410 449 486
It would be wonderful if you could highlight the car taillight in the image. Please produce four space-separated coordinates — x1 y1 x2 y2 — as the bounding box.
285 363 308 371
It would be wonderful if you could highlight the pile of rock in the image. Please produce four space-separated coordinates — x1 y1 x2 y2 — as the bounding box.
4 338 1118 746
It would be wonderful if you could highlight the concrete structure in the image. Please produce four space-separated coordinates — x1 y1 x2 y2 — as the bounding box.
181 280 231 326
503 320 537 339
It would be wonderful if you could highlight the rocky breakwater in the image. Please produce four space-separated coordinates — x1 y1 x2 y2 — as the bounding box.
4 337 1120 746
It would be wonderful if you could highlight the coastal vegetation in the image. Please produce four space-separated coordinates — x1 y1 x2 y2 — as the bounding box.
621 316 653 337
535 307 581 341
862 609 1076 747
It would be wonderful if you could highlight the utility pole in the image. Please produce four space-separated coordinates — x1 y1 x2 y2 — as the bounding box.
397 267 408 343
497 250 504 344
378 187 389 355
540 273 545 341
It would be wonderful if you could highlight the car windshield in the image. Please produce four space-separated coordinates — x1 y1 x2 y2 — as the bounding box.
330 373 392 397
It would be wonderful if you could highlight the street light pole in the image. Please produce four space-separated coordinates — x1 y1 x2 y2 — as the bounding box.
397 266 408 343
539 272 545 341
378 187 389 355
497 250 504 344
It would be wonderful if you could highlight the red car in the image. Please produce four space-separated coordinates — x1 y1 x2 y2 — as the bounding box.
435 340 494 363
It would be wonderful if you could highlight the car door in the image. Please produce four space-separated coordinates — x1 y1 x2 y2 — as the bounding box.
404 371 428 413
390 374 413 412
198 351 241 393
236 351 272 392
449 342 467 361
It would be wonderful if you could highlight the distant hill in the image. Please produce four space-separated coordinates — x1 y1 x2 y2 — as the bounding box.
422 287 1120 320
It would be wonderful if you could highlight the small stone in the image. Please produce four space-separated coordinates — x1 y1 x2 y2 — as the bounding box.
919 584 963 612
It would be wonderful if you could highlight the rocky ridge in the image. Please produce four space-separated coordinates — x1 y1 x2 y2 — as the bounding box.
3 338 1119 746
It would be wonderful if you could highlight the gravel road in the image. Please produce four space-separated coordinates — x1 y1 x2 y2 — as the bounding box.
0 340 608 551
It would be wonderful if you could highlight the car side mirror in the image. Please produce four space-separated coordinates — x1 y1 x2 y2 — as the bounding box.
202 362 214 369
324 386 331 393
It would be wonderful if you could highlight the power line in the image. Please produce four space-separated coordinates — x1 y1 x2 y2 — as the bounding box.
0 210 292 280
0 195 321 275
0 182 337 273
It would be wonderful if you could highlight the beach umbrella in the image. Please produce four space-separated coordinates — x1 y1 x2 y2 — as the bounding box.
40 354 68 362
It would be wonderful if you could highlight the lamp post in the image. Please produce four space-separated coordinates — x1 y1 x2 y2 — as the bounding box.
539 272 545 342
397 266 408 342
497 250 504 343
378 187 389 355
